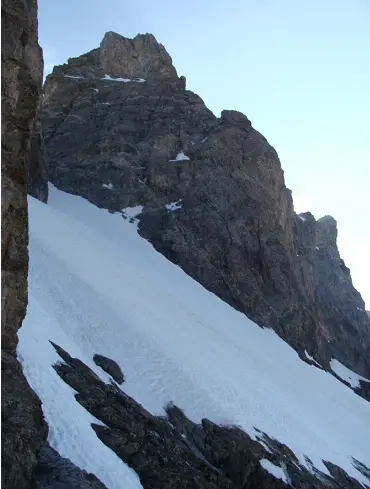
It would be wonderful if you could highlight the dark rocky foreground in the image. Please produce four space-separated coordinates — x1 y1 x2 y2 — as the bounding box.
50 343 370 489
40 31 370 379
35 445 108 489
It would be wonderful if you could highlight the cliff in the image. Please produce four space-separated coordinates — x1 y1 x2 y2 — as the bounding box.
1 0 47 486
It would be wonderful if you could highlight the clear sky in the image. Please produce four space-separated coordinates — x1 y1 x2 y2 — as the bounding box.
39 0 370 306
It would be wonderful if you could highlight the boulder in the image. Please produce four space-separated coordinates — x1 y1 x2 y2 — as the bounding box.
93 353 124 384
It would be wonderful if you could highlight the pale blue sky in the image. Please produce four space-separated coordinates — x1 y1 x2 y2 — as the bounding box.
39 0 370 305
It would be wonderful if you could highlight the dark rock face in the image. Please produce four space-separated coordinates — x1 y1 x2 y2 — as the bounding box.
93 353 124 384
35 444 108 489
1 1 48 487
1 350 48 489
355 379 370 403
293 213 370 377
41 30 370 378
28 109 49 202
50 342 370 489
2 0 43 351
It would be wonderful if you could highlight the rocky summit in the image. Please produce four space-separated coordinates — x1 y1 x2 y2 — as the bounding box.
40 30 370 378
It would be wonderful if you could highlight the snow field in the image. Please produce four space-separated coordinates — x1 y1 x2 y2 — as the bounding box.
18 185 370 488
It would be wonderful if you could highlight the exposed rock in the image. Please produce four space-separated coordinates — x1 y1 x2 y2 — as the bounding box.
1 350 47 489
323 462 365 489
100 31 178 81
293 213 370 376
40 30 370 379
35 444 108 489
1 0 42 351
52 31 179 83
221 109 252 126
355 379 370 403
28 108 48 202
1 0 48 487
93 353 124 384
50 342 370 489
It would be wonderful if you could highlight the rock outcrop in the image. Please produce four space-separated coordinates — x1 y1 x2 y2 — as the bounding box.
41 30 370 378
294 213 370 376
28 109 49 202
50 341 369 489
35 445 108 489
1 1 48 487
93 353 124 384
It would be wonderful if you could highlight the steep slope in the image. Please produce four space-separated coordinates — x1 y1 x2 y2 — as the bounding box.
40 31 370 377
18 186 370 489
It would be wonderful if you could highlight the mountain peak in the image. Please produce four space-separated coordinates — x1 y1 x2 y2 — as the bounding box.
316 215 338 250
99 31 178 80
53 31 179 83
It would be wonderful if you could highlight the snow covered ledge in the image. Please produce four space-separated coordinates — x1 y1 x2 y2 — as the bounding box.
330 359 370 389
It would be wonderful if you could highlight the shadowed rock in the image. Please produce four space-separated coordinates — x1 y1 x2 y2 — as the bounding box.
35 444 108 489
93 353 124 384
1 1 48 487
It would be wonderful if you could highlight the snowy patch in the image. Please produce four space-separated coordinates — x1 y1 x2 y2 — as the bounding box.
102 183 114 190
121 205 143 227
97 102 111 106
18 186 370 488
102 74 145 83
304 350 322 368
201 137 208 143
165 199 183 211
315 246 320 251
94 88 99 93
260 459 289 483
169 152 190 162
330 359 370 389
103 74 131 82
121 205 143 219
298 215 306 221
65 75 145 84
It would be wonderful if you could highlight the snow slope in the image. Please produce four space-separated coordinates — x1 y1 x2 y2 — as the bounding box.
331 359 370 389
18 186 370 487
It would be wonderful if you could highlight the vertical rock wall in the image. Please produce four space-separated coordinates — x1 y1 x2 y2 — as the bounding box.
1 1 48 487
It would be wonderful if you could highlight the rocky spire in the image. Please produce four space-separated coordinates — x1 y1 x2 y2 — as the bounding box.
316 215 339 256
100 31 178 80
53 31 180 83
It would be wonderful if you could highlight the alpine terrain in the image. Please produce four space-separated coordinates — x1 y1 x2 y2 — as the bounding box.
2 10 370 489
